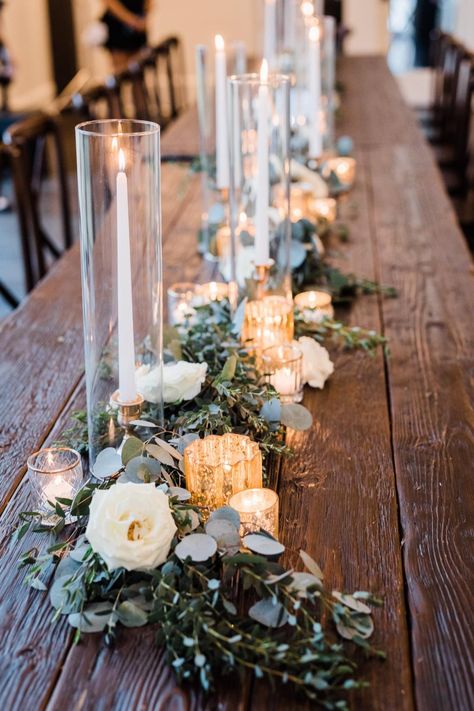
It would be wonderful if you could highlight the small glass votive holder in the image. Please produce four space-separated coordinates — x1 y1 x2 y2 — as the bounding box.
184 433 263 513
167 282 199 326
311 197 337 223
28 447 83 519
323 157 356 191
294 290 334 324
261 343 304 403
229 487 279 538
197 281 229 304
242 296 294 353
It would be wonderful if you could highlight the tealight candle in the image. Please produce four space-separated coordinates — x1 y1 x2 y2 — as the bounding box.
242 296 294 352
324 157 356 190
167 282 199 326
311 197 337 223
184 433 263 512
28 447 83 518
261 343 303 403
229 487 279 538
294 290 334 323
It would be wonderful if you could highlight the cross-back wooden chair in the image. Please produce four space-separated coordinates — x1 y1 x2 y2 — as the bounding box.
71 76 123 121
143 36 187 129
2 111 73 291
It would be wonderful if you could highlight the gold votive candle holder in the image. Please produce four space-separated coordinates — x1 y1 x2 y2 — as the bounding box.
197 281 229 303
242 296 294 352
311 197 337 223
229 487 279 538
28 447 83 517
324 157 356 190
184 433 263 512
167 281 199 326
261 343 304 403
294 290 334 324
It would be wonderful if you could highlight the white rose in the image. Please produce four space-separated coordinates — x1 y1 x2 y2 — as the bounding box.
296 336 334 389
85 483 176 572
135 361 208 404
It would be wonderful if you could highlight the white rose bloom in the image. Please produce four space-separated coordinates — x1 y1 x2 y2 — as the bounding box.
86 483 176 572
135 361 208 404
296 337 334 389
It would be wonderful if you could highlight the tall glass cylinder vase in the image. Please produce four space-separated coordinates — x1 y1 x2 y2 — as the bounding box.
195 40 231 267
321 15 336 153
229 69 292 350
76 119 163 471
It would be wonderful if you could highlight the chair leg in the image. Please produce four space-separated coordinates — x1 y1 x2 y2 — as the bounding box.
0 280 19 308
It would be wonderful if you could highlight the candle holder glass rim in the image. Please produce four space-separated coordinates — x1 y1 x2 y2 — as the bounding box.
295 288 332 301
261 342 303 366
229 72 291 88
167 281 199 297
27 447 82 474
75 118 161 138
229 487 278 513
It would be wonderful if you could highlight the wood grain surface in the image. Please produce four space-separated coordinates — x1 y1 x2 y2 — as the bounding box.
0 56 473 711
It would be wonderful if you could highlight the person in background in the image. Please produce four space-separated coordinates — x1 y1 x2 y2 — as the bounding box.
102 0 152 71
0 0 14 212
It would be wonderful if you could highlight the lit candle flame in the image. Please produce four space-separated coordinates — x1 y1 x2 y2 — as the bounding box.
260 58 269 83
119 148 126 172
301 1 314 17
215 34 225 51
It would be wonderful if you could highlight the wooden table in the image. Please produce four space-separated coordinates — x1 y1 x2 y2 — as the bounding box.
0 57 473 711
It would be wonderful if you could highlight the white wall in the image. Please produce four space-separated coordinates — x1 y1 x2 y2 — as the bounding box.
72 0 262 94
343 0 390 55
453 0 474 50
3 0 55 110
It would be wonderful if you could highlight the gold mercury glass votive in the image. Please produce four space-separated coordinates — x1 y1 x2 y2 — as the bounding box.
184 433 263 512
324 157 356 189
311 197 337 223
294 290 334 324
229 487 279 538
28 447 83 518
261 343 304 403
167 281 199 326
242 296 294 353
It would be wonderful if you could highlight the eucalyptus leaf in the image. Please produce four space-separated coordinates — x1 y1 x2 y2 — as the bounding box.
121 436 144 465
248 598 289 628
208 506 241 530
117 600 148 628
146 443 175 468
260 398 282 425
55 555 81 579
290 571 322 597
168 486 191 501
174 507 200 533
299 550 324 581
92 447 122 479
124 456 161 483
172 433 200 455
130 419 160 428
175 533 217 562
243 534 285 558
220 354 237 382
153 437 183 461
68 602 114 633
332 591 371 615
280 403 313 431
50 575 82 614
232 298 247 337
29 577 47 591
289 240 307 269
205 519 240 554
70 543 90 563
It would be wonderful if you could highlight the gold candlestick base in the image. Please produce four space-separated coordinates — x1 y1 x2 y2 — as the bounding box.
110 390 144 453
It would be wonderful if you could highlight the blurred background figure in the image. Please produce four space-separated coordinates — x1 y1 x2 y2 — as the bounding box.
101 0 152 71
0 0 14 212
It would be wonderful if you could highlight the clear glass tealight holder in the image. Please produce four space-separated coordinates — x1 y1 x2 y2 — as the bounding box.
323 157 357 192
242 295 294 353
167 282 199 326
184 433 263 513
28 447 83 519
229 487 279 538
261 343 303 403
294 290 334 324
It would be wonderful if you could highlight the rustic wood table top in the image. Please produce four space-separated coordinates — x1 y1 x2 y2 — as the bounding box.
0 56 473 711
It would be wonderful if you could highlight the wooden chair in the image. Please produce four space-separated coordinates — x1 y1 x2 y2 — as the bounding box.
143 36 187 129
70 77 123 121
2 112 73 291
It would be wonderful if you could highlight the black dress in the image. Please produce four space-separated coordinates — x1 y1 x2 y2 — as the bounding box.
102 0 147 52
